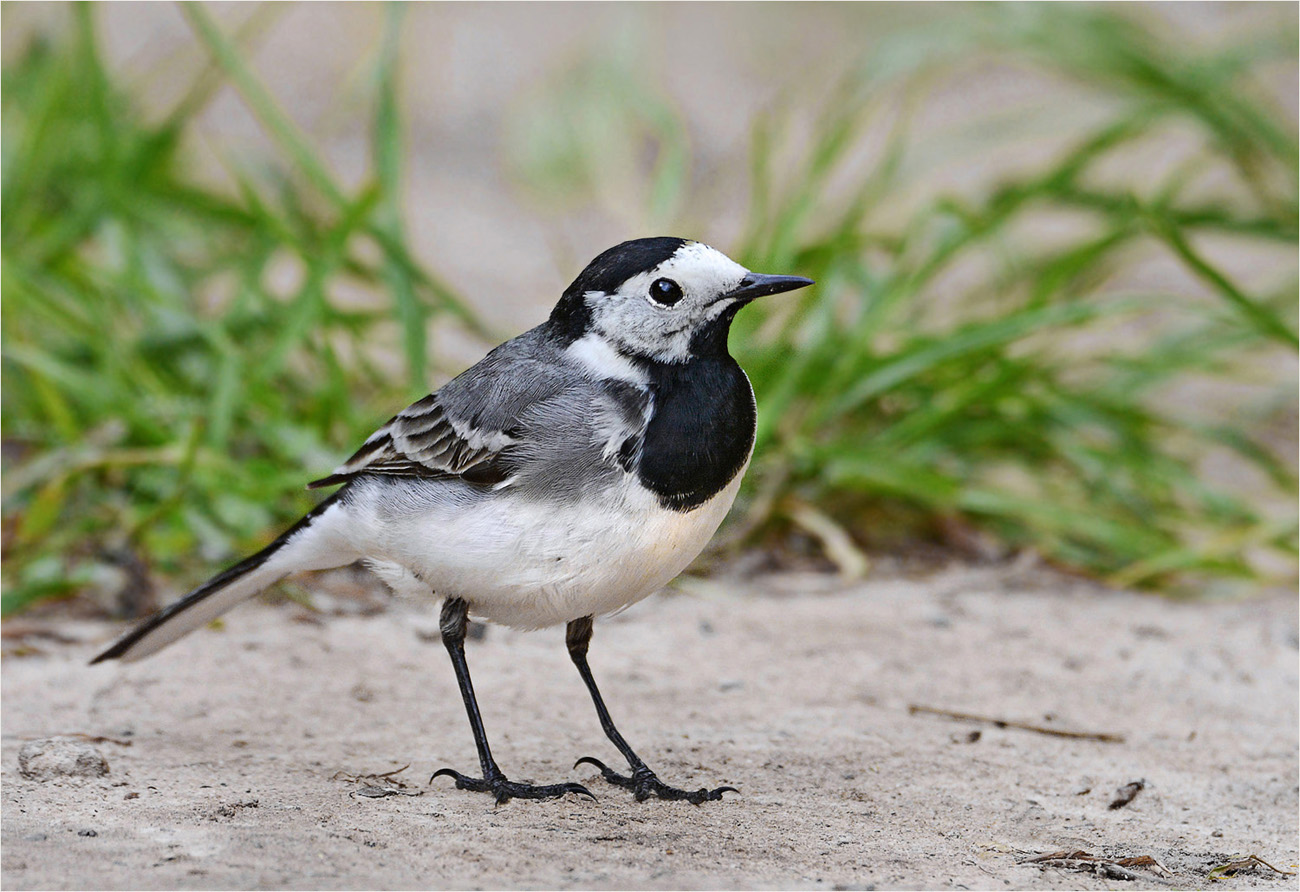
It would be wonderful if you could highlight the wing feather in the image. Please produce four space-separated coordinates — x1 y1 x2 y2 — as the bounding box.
306 394 514 489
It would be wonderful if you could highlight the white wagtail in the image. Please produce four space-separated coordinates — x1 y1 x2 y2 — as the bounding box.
93 237 813 805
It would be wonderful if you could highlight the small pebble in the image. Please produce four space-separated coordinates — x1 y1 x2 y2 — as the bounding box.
18 737 109 780
77 829 98 837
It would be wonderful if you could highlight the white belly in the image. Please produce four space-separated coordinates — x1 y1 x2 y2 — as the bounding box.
351 469 745 630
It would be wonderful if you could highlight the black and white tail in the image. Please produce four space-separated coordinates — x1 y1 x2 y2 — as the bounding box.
91 492 357 664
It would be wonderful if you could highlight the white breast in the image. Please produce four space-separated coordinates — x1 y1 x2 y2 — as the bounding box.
349 466 746 630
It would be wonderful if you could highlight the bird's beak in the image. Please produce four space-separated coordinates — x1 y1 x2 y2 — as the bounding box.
726 273 815 303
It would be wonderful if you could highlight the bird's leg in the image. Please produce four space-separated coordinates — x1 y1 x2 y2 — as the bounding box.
567 615 737 804
431 597 594 805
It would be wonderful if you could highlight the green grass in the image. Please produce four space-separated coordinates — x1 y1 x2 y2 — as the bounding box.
1 4 482 613
2 4 1296 615
722 5 1298 589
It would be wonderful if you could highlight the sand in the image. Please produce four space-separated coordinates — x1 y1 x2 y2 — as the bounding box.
3 563 1296 890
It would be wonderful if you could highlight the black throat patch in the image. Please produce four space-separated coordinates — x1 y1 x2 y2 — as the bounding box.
636 354 756 512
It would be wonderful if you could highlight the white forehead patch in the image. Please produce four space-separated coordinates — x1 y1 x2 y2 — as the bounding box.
641 242 749 301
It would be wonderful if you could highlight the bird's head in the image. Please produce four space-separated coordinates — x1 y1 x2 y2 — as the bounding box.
550 237 813 364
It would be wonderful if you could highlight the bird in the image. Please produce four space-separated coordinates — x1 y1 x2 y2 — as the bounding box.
92 237 814 805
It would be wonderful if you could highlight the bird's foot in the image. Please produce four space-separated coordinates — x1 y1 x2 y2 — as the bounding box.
431 767 595 805
574 757 737 804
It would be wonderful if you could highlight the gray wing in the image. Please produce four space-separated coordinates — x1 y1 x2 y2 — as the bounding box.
307 327 645 491
306 392 512 488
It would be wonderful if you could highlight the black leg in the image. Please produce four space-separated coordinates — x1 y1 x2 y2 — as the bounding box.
567 616 737 804
431 598 594 805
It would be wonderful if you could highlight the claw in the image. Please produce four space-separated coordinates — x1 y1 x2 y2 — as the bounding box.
566 783 598 802
430 767 460 784
573 756 622 784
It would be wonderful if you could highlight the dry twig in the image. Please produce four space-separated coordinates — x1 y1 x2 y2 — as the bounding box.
332 763 423 798
331 764 412 785
1208 855 1297 880
908 704 1125 742
1023 850 1175 885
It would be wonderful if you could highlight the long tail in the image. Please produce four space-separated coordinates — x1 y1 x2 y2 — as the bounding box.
91 491 356 664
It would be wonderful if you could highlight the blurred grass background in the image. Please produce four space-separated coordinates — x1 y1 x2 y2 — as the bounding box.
2 2 1296 617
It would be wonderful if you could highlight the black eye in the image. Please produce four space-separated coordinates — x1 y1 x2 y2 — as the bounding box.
649 277 683 306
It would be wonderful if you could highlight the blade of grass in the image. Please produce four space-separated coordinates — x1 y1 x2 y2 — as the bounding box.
1147 211 1298 348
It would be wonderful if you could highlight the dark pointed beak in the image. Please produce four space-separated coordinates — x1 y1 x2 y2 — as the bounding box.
727 273 815 303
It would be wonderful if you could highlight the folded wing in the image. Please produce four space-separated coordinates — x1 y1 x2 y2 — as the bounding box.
307 393 517 488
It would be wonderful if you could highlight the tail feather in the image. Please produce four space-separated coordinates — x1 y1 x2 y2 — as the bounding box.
91 492 352 664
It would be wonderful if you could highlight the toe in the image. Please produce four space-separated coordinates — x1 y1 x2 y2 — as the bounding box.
575 756 633 788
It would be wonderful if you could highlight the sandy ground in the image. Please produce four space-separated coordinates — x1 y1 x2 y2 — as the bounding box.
3 563 1297 890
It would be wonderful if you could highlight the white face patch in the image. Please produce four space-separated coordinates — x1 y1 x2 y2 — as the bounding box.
583 242 750 363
